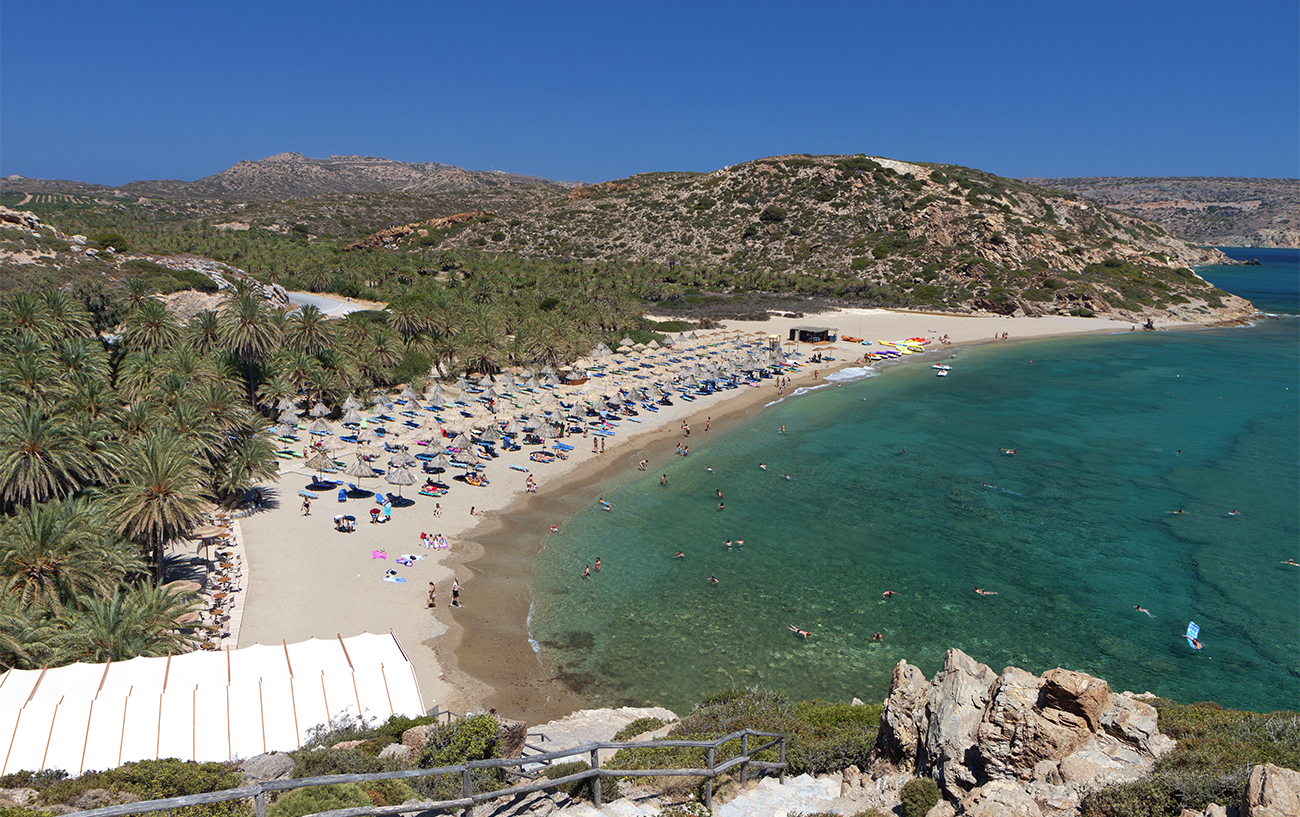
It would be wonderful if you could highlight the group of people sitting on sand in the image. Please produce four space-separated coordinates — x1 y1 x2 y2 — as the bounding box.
420 532 450 549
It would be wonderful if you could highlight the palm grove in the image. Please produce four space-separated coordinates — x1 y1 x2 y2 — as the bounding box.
0 258 657 671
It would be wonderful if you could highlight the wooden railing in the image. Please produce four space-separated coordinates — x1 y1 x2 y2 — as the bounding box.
70 728 786 817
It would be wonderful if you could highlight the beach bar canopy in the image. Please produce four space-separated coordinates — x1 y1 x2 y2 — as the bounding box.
0 633 425 775
788 326 838 343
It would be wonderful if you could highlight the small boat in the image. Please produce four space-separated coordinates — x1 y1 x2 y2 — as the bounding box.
932 364 952 371
936 369 948 377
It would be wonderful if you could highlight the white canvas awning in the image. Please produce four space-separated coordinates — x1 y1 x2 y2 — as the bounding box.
0 633 425 774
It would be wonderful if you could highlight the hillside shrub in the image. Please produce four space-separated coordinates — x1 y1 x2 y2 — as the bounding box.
899 776 941 817
759 205 787 223
268 783 371 817
613 717 667 742
1080 701 1299 817
89 232 132 252
41 759 245 817
544 760 620 803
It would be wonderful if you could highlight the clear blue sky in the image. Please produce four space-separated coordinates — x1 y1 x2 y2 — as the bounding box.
3 0 1297 185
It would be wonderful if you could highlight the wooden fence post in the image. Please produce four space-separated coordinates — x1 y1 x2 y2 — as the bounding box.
254 790 266 817
461 766 473 817
740 732 749 786
704 745 715 809
590 748 602 808
779 736 787 785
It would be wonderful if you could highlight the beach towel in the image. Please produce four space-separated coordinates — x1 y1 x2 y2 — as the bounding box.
372 550 387 559
400 554 422 562
396 558 413 566
383 575 406 583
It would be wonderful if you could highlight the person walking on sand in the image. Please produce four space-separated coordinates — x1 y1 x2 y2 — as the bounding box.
302 496 311 516
428 583 436 608
434 502 442 516
452 577 461 607
600 437 605 453
383 499 392 523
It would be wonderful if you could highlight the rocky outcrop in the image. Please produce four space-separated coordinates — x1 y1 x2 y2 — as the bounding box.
239 752 295 782
1242 763 1300 817
341 211 485 251
871 649 1174 815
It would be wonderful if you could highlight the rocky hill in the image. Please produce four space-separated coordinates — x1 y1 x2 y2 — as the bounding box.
1027 176 1300 248
376 154 1251 323
2 152 578 202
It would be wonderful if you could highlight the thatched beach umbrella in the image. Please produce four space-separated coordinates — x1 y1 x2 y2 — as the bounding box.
308 418 333 435
390 450 418 469
305 450 336 480
344 456 375 484
451 432 474 449
479 426 503 443
277 408 298 425
271 423 295 438
357 427 378 444
342 395 361 411
399 385 419 401
310 402 330 418
429 453 450 472
341 408 363 426
385 466 416 497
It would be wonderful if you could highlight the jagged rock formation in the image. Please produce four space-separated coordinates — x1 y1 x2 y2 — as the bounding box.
871 649 1174 816
1029 177 1300 248
341 211 486 251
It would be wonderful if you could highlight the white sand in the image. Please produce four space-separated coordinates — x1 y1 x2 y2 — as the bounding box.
236 307 1155 716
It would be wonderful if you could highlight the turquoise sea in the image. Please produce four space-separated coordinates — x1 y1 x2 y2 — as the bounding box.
528 251 1299 715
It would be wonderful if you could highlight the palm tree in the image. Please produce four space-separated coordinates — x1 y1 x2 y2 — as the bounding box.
121 300 181 353
386 298 430 343
0 590 58 670
0 403 97 510
188 310 223 356
211 433 278 505
120 277 152 310
285 304 333 354
0 292 50 339
53 583 196 663
219 290 281 402
0 338 57 404
0 498 138 612
40 291 94 339
109 431 207 578
54 336 111 385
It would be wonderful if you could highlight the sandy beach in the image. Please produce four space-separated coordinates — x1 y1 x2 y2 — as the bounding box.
237 307 1156 724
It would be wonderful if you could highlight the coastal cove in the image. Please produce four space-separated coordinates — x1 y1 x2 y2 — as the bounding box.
452 259 1299 719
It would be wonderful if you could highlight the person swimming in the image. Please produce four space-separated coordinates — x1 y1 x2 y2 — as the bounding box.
1134 605 1153 617
974 587 998 596
758 463 767 470
788 624 813 639
708 574 719 585
882 590 898 598
674 551 685 559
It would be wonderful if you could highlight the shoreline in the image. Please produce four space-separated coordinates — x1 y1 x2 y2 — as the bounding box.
236 307 1209 725
437 310 1186 723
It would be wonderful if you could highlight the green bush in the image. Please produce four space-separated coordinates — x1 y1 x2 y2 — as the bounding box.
613 717 667 742
759 205 787 223
899 776 941 817
419 713 502 768
1069 307 1096 318
268 783 372 817
89 232 132 252
1081 701 1299 817
42 759 246 817
607 689 880 780
544 760 619 803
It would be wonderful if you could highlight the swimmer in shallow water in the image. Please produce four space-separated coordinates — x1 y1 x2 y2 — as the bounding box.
1227 509 1243 516
674 551 685 559
708 575 719 585
759 463 767 470
788 625 813 639
974 587 998 596
882 590 899 598
1134 605 1153 617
